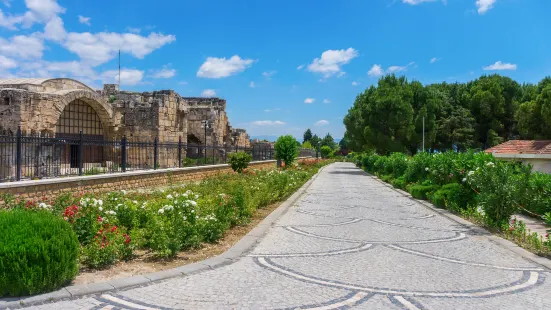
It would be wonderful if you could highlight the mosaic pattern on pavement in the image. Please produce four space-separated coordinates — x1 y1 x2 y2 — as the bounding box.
26 163 551 309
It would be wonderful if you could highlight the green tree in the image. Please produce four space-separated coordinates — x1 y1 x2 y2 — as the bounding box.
321 133 337 150
310 134 321 150
302 141 314 149
303 129 313 143
274 135 299 168
320 146 333 158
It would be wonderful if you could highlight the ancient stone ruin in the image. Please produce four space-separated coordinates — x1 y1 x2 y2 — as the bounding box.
0 78 250 179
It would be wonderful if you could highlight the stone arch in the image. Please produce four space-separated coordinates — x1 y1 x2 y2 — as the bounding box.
54 90 115 138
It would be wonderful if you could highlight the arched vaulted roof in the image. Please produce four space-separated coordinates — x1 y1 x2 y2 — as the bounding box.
0 78 94 92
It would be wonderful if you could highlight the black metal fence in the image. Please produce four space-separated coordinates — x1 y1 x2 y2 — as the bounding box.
0 130 316 183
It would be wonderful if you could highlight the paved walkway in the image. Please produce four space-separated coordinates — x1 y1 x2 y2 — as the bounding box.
29 163 551 309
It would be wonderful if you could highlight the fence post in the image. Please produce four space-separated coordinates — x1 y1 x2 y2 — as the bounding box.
178 136 182 168
121 135 127 172
78 130 83 176
15 126 22 181
154 136 159 170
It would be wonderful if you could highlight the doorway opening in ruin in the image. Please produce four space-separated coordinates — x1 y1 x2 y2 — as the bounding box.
55 100 105 169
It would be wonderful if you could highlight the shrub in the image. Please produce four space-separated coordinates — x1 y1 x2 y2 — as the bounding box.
380 174 394 183
0 210 79 297
410 184 440 200
275 135 299 168
522 172 551 215
391 176 406 190
467 160 531 227
386 153 409 178
403 152 431 184
430 183 465 210
320 146 333 158
228 152 252 173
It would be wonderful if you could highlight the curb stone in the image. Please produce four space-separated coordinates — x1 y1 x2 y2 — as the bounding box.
0 164 327 310
365 169 551 271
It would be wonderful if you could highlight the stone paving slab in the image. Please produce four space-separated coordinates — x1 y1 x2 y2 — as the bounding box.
6 163 551 309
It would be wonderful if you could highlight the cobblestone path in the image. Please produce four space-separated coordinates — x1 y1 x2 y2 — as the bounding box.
32 163 551 309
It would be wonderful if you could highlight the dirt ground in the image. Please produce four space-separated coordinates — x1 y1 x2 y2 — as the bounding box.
73 202 281 285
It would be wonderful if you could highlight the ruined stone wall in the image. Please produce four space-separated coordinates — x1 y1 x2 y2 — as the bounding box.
0 89 24 134
111 89 187 143
185 98 227 146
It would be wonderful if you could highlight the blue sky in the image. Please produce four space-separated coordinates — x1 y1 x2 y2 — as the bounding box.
1 0 550 140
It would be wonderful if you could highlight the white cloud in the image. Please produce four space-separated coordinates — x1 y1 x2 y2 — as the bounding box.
323 99 330 104
252 120 285 126
314 120 329 127
0 9 23 29
352 81 359 86
264 109 271 112
297 64 304 70
25 0 65 21
201 89 217 97
476 0 496 14
2 0 11 7
64 32 176 66
368 64 383 77
0 35 44 59
337 71 346 78
37 60 96 78
249 81 256 88
262 71 276 79
430 57 440 63
483 61 517 71
101 69 144 86
304 98 315 104
150 66 176 79
387 62 415 73
78 15 91 26
126 27 141 34
197 55 254 78
402 0 439 4
43 15 66 42
178 81 188 85
307 48 358 78
0 55 16 69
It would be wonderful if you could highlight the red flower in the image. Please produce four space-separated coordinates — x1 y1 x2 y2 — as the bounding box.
546 234 549 238
509 227 514 231
111 226 117 232
124 234 131 244
97 216 103 223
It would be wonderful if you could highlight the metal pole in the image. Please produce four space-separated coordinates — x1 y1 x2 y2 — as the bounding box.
121 135 127 172
15 126 22 181
154 136 159 170
204 122 207 165
78 130 83 176
422 116 425 153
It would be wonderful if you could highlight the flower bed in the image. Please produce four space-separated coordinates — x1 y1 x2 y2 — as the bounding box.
0 160 331 283
348 151 551 256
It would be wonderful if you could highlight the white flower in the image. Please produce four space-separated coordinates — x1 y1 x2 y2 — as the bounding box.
195 195 199 199
38 203 51 210
476 206 485 215
106 210 116 215
191 209 195 213
98 206 103 211
133 200 138 204
158 209 165 214
425 167 429 172
97 199 103 206
121 190 127 195
468 171 474 176
486 162 495 167
166 194 174 200
462 178 467 183
189 201 197 207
